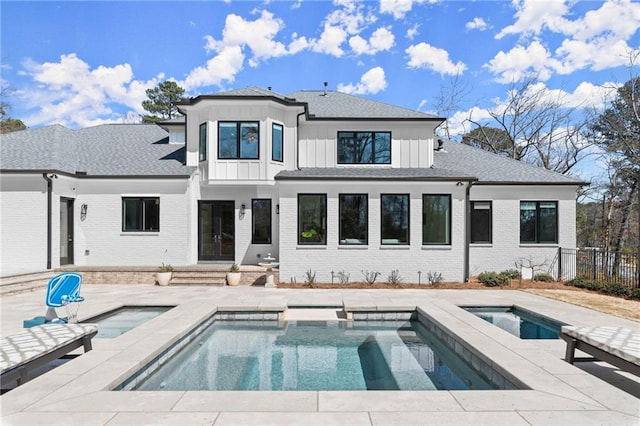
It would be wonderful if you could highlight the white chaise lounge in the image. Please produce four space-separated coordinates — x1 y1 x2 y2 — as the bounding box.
560 326 639 376
0 323 98 388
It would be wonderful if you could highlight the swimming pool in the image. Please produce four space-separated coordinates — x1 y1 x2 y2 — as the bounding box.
463 306 565 339
82 306 172 338
132 319 499 391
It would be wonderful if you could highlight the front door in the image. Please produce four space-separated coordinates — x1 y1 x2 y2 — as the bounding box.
199 201 235 261
60 197 74 265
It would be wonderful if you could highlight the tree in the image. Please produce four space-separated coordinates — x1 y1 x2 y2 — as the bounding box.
141 80 186 123
464 77 591 175
0 83 26 134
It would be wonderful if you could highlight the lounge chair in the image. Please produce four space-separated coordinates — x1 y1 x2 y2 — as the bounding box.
44 272 85 323
0 323 98 388
560 325 640 376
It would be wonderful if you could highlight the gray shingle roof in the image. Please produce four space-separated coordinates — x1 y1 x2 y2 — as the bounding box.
276 167 476 181
288 90 442 120
433 140 586 185
0 124 194 177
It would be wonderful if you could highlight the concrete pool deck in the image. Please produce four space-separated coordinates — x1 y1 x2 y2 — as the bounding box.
1 284 639 425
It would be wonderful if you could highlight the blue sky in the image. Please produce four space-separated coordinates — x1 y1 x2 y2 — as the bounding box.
1 0 639 181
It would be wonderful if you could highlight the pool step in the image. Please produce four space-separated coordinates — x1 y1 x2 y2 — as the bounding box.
169 271 227 286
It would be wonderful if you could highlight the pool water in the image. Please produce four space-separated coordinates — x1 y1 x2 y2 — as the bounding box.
82 306 171 338
134 320 497 391
464 306 564 339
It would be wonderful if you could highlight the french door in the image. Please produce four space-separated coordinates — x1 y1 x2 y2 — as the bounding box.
60 197 74 265
198 201 235 261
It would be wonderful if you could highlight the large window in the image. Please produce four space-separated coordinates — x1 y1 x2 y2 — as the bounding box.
122 197 159 232
251 199 271 244
338 131 391 164
423 194 451 245
272 123 283 162
381 194 409 245
339 194 368 245
218 121 259 159
520 201 558 243
298 194 327 245
471 201 492 244
199 123 207 161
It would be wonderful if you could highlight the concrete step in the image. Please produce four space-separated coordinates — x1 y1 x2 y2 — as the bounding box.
0 271 55 297
170 277 227 286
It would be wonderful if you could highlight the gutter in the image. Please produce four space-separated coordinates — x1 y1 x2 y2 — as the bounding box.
296 110 305 170
464 181 473 282
42 173 53 270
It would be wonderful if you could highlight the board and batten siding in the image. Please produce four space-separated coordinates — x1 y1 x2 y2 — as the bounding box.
298 120 437 168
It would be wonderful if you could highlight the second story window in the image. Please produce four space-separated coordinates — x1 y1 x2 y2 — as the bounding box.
199 123 207 161
338 131 391 164
218 121 259 159
272 123 283 162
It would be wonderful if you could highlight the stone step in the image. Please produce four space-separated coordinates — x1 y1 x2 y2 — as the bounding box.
170 276 227 286
0 271 55 297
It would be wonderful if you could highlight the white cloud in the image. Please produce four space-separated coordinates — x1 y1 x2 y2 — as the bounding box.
309 0 375 57
380 0 437 20
466 17 489 31
21 53 160 127
492 0 640 78
337 66 387 94
406 24 419 39
349 27 395 55
406 42 466 75
485 40 557 83
183 46 245 91
203 10 305 68
311 23 348 57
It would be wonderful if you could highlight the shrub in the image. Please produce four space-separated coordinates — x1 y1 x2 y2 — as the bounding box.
533 272 554 282
387 269 403 284
566 278 638 300
361 270 381 285
304 269 317 285
426 271 443 285
336 270 350 284
603 282 631 297
630 288 640 300
501 269 521 279
477 271 509 287
158 263 174 272
229 263 240 272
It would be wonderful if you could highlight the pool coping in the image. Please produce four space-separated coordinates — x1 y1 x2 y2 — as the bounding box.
1 288 639 425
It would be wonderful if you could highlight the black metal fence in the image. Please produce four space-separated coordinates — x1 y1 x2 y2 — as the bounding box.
558 247 640 288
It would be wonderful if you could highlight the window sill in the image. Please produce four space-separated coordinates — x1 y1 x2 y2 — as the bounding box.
296 245 327 250
421 245 452 250
338 245 368 249
380 245 410 250
120 232 159 236
470 243 493 247
519 243 558 248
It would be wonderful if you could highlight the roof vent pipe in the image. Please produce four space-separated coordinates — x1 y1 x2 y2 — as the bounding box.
435 139 446 152
322 81 328 96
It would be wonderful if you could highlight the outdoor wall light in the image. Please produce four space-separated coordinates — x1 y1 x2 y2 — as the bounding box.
240 204 246 215
80 204 88 215
276 204 280 215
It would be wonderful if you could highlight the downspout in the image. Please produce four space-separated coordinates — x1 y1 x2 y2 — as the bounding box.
42 173 53 270
296 111 305 170
464 181 473 282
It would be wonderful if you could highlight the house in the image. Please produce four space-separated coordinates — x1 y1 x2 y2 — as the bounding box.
0 87 584 283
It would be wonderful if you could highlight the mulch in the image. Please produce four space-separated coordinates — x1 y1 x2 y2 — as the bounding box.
276 279 573 290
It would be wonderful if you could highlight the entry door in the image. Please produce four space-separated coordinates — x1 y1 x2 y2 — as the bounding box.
60 198 74 265
199 201 235 261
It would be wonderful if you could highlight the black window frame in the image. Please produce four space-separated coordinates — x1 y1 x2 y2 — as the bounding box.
339 193 368 245
199 122 207 162
122 197 160 232
272 122 283 162
520 201 558 244
380 193 410 245
422 194 452 245
337 131 391 164
218 121 260 160
297 194 327 245
470 201 492 244
251 199 272 245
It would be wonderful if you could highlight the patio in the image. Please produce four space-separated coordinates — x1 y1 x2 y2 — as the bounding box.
1 284 638 425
